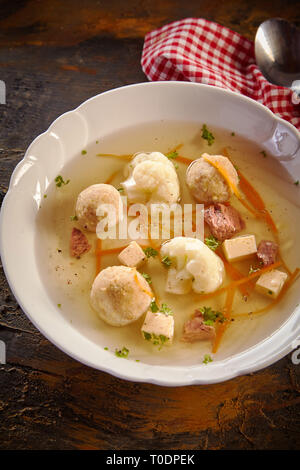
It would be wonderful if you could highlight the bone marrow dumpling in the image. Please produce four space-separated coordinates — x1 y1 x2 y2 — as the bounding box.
76 183 122 232
160 237 225 294
90 266 153 326
120 151 180 204
186 153 239 203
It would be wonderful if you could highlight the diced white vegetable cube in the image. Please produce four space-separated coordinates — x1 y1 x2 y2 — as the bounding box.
223 234 257 262
118 241 146 268
141 310 174 345
255 269 288 299
165 267 192 295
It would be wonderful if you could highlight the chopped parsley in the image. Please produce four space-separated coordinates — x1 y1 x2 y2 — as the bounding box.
268 290 273 295
161 255 172 268
117 187 124 192
249 265 260 275
70 215 78 221
142 272 152 284
260 150 267 158
142 331 169 349
104 347 109 351
294 180 299 186
43 194 47 199
143 247 158 258
81 150 87 155
203 354 213 365
57 303 61 308
205 235 221 251
55 175 70 187
199 306 226 325
166 150 178 160
160 303 173 316
231 132 235 136
150 299 159 313
201 124 215 146
115 346 129 358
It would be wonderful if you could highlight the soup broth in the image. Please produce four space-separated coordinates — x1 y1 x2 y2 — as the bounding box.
35 121 300 365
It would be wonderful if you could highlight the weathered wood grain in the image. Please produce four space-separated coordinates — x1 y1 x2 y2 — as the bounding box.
0 0 299 450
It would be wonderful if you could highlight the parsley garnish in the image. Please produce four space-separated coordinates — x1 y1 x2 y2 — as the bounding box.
55 175 70 187
142 272 152 284
57 303 61 308
142 331 169 349
249 265 260 275
294 180 299 186
161 256 172 268
268 290 273 295
166 151 178 159
199 306 226 325
150 299 159 313
115 347 129 358
160 303 173 316
117 187 124 192
231 132 235 136
201 124 215 146
81 150 87 155
260 150 267 158
70 215 78 221
205 235 220 251
143 247 158 258
203 354 213 365
104 347 109 351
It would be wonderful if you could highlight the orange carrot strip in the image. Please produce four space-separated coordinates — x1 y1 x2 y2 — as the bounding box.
105 171 119 185
96 153 132 161
233 268 300 318
198 261 282 301
176 155 194 165
134 272 153 297
95 239 102 275
212 287 236 353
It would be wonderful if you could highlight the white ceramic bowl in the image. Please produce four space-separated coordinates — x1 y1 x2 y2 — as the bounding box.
1 82 300 386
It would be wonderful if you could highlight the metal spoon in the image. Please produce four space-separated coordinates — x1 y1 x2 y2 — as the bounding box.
255 18 300 99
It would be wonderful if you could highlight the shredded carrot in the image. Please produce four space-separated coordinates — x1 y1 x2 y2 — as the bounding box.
198 261 282 301
134 272 153 297
203 154 241 198
96 153 132 161
176 155 194 165
212 287 236 353
105 171 119 185
95 239 102 275
233 268 300 318
217 250 253 298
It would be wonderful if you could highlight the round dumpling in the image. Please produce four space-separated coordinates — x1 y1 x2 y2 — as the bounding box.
76 184 122 232
90 266 153 326
186 154 239 203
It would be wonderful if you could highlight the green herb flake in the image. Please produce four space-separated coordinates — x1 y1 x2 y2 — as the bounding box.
104 347 109 351
70 215 78 221
150 299 159 313
143 331 169 349
161 256 172 268
142 272 152 284
43 194 47 199
268 290 273 295
249 265 260 275
260 150 267 158
166 150 178 160
81 150 87 155
115 346 129 358
294 180 299 186
160 303 173 316
117 187 124 192
55 175 70 187
204 236 221 251
143 331 152 341
201 124 215 146
57 303 61 308
200 306 226 325
135 359 140 362
143 247 158 258
231 132 235 136
203 354 213 365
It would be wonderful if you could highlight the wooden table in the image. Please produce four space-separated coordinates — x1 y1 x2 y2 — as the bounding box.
0 0 299 450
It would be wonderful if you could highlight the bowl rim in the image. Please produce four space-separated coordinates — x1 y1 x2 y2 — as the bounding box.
1 80 300 386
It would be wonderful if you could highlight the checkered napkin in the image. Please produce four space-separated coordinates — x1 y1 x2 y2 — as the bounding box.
141 18 300 130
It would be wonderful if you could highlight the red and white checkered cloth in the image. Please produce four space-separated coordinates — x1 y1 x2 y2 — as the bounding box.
141 18 300 130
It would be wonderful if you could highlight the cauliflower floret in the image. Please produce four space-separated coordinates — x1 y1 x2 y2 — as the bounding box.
121 152 180 205
160 237 225 294
186 154 239 203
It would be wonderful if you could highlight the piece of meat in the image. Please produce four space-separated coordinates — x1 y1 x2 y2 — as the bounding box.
257 240 278 266
204 203 245 241
181 310 215 342
70 227 91 258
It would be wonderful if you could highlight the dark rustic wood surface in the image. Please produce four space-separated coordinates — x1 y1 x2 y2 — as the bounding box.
0 0 299 450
